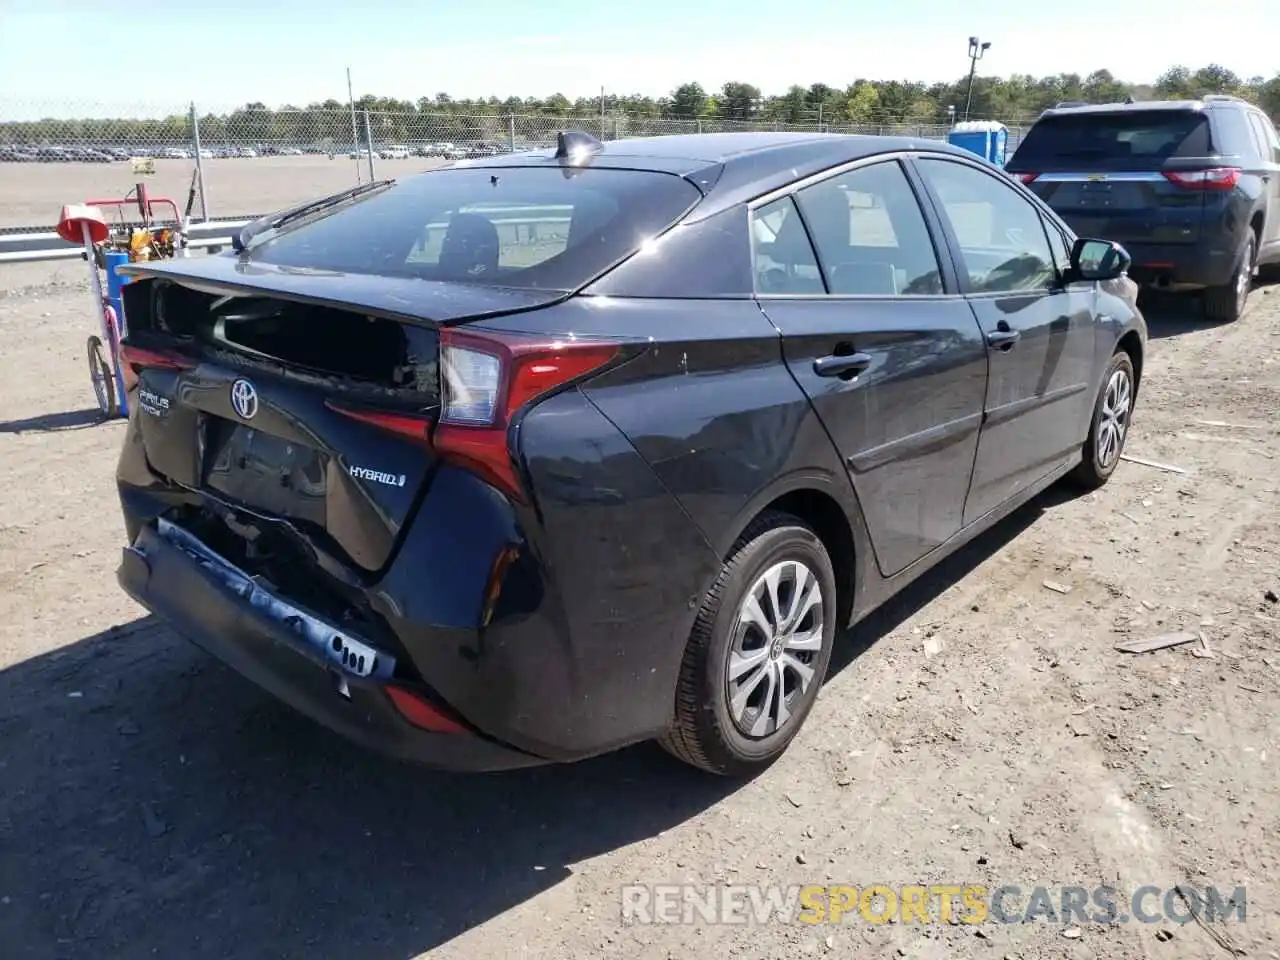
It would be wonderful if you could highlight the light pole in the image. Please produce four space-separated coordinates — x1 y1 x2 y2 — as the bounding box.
963 36 991 121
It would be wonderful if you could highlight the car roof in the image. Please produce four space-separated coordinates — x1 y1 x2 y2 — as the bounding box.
1035 97 1259 121
450 131 986 219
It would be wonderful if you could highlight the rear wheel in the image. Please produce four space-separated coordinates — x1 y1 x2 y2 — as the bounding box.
1068 350 1135 490
87 334 117 419
659 511 837 776
1204 234 1255 323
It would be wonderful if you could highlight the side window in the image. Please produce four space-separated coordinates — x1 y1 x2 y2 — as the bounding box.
915 158 1057 294
1244 113 1270 160
750 197 824 294
1248 112 1280 163
794 160 944 295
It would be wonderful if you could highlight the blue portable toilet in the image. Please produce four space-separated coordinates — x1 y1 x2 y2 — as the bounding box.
103 249 134 339
947 120 1009 166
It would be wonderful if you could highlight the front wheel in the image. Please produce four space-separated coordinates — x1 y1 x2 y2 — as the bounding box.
659 511 837 776
1068 350 1135 490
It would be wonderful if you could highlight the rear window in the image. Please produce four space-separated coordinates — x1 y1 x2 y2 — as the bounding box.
247 166 702 291
1011 110 1214 168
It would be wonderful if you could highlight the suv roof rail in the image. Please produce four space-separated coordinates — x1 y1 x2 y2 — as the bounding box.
1054 100 1089 109
1202 93 1246 103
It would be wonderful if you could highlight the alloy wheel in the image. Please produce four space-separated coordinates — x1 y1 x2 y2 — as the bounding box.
1097 367 1132 469
726 560 825 739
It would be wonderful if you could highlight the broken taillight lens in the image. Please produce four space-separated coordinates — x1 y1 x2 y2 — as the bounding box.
327 328 622 501
432 327 621 500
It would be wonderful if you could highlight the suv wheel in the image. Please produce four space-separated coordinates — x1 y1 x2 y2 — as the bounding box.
1204 234 1255 323
660 511 837 776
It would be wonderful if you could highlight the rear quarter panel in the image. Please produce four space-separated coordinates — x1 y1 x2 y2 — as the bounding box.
488 295 876 620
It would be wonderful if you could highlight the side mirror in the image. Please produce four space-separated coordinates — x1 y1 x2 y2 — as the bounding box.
1068 237 1130 282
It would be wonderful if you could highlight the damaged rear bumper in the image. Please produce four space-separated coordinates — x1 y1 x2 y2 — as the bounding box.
117 519 547 772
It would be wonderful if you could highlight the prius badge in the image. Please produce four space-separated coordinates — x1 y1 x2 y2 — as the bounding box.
230 378 258 420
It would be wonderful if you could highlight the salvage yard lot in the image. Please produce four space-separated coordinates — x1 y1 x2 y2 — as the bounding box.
0 156 450 228
0 261 1278 960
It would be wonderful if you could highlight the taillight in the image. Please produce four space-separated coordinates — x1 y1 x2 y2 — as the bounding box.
385 685 469 734
1015 172 1039 184
324 403 431 443
435 328 621 500
326 328 621 501
1162 167 1241 191
118 342 194 391
119 343 194 372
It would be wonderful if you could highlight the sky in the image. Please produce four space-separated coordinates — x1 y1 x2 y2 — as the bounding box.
1 0 1276 116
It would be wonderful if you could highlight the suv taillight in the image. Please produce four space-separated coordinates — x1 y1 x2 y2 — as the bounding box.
435 328 621 499
328 329 621 501
1162 167 1241 191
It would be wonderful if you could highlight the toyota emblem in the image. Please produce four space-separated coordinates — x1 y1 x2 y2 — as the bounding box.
230 378 259 420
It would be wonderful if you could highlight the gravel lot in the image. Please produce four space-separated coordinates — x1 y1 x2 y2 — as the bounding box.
0 261 1278 960
0 156 450 228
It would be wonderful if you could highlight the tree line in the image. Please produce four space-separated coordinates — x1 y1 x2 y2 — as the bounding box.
4 63 1278 147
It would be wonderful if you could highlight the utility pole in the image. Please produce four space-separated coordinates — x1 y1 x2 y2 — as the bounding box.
963 36 991 121
347 66 362 184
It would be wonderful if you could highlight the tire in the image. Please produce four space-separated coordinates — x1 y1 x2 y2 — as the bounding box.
87 334 117 419
1068 350 1135 490
659 511 838 776
1203 234 1255 323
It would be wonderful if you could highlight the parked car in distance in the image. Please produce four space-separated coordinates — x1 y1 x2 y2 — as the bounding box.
113 130 1146 776
1006 95 1280 322
380 144 411 160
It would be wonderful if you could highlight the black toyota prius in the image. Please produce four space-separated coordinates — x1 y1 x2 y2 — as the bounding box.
113 130 1146 776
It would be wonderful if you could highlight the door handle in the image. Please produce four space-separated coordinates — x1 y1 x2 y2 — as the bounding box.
986 328 1021 350
813 352 873 378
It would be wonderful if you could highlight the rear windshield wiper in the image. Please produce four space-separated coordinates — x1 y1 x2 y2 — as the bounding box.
233 179 395 253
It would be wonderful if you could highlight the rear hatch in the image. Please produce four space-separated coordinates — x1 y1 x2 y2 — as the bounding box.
117 162 704 576
1007 108 1218 245
119 256 564 574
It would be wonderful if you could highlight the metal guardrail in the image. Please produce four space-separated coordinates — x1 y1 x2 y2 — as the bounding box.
0 219 252 264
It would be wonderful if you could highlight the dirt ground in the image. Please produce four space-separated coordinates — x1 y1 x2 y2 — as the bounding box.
0 259 1278 960
0 156 450 228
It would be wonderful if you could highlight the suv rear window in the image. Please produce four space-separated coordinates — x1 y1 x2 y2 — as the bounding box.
1011 110 1213 168
247 166 702 291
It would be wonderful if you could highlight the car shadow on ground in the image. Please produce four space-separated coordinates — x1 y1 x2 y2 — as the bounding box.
0 485 1072 960
1140 278 1279 340
827 481 1072 675
0 407 110 434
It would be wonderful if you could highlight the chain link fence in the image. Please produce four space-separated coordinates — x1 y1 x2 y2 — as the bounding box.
0 101 1031 230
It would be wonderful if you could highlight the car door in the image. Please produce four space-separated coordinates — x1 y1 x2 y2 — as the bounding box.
911 154 1099 525
754 157 989 578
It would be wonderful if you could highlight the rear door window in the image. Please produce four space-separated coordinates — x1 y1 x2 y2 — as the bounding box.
750 197 825 294
248 166 703 292
1012 110 1214 168
794 159 945 296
